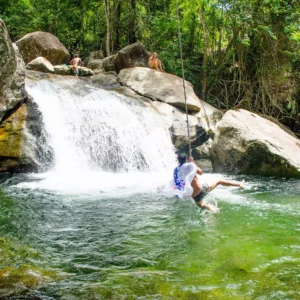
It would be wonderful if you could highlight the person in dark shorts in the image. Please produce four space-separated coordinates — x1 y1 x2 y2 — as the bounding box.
179 154 245 212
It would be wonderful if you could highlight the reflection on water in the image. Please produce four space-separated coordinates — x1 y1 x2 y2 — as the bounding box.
0 174 299 299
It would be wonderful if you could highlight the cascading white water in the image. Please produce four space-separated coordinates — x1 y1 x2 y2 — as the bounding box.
23 77 177 194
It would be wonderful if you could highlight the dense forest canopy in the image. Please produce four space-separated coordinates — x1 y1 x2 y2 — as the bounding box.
1 0 299 129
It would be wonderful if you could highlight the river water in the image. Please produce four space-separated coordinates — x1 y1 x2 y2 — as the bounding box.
0 76 299 299
0 174 299 299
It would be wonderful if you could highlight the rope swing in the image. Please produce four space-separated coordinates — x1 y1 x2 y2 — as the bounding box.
176 0 212 158
176 0 192 157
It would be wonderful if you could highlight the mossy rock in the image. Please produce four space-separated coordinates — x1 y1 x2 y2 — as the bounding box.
0 104 27 158
0 104 31 171
238 142 300 178
210 109 300 177
0 237 62 297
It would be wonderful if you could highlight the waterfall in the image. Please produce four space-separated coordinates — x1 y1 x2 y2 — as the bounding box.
24 77 177 194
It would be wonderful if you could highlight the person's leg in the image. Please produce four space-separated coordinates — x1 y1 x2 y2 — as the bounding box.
158 60 164 72
154 61 160 71
150 60 159 71
196 201 219 213
208 179 245 192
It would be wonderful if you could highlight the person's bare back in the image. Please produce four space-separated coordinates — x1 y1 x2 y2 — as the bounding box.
69 55 82 66
191 176 202 198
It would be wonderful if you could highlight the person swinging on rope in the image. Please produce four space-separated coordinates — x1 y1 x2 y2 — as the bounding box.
162 153 245 212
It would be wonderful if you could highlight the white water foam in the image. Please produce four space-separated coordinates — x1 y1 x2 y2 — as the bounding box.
22 78 177 194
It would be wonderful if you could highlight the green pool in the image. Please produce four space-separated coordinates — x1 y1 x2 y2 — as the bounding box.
0 174 299 299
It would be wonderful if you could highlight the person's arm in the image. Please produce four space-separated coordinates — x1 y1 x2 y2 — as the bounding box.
69 59 74 65
79 59 83 66
189 156 202 175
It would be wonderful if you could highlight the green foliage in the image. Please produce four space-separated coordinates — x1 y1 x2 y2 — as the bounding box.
1 0 299 124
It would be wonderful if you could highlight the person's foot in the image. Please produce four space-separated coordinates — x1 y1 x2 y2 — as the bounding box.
239 179 245 188
206 204 220 213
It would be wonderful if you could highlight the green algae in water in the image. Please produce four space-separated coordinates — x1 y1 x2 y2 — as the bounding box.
0 176 299 299
0 191 63 297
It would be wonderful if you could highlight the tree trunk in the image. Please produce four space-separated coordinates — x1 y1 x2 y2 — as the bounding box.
114 2 121 51
199 6 209 98
104 0 111 56
128 0 137 44
187 14 196 58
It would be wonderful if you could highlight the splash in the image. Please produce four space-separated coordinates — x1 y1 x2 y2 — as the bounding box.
23 77 177 193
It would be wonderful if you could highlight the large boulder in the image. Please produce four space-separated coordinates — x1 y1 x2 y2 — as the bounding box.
53 65 72 76
86 50 104 63
0 19 16 91
0 19 26 120
210 109 300 177
78 66 95 76
26 56 54 73
193 102 224 159
53 65 94 76
16 32 70 65
115 42 150 73
195 101 224 134
86 50 104 74
151 101 206 152
118 67 202 112
102 54 117 72
10 44 26 104
91 73 120 90
86 59 103 74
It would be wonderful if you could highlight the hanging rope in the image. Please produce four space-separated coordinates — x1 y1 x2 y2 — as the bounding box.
175 0 211 157
176 0 192 157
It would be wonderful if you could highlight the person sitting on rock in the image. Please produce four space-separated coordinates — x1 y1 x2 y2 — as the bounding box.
69 54 83 76
149 52 164 72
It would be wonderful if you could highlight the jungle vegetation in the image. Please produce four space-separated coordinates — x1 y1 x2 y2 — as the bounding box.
1 0 299 130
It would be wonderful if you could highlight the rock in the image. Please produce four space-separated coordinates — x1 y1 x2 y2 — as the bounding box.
86 59 103 74
53 65 94 76
152 101 205 153
87 50 104 62
118 67 202 112
295 117 300 138
210 109 300 177
102 54 117 72
151 101 174 128
195 102 224 133
101 43 149 73
16 31 70 65
0 19 16 91
90 73 120 90
53 65 72 76
10 44 26 104
26 56 54 73
193 102 224 158
265 115 298 139
0 104 32 172
26 96 54 171
116 86 153 104
195 158 213 172
78 66 95 76
92 50 104 59
115 42 150 73
172 109 201 151
25 70 51 81
0 19 26 120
